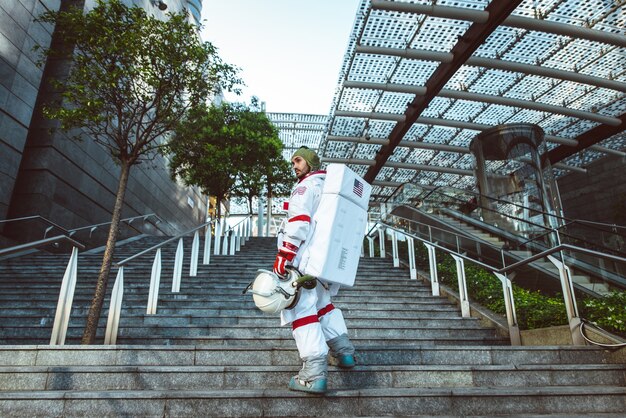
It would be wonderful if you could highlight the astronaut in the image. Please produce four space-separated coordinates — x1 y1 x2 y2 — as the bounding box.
273 146 355 394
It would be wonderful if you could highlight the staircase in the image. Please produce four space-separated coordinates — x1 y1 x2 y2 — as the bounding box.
0 236 624 416
435 213 610 295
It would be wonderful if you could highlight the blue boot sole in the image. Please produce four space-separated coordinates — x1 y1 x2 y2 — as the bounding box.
288 376 327 394
337 354 356 369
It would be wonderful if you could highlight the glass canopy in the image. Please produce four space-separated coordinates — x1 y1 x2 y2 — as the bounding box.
270 0 625 202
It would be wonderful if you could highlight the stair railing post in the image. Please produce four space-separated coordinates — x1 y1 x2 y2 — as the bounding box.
104 267 124 345
235 225 242 252
407 237 417 280
367 236 375 258
424 243 440 296
493 272 521 345
172 238 184 292
214 222 222 255
203 223 212 265
391 230 399 267
451 254 470 317
229 228 236 255
222 230 229 255
50 246 79 345
190 231 199 277
378 227 386 258
147 248 162 314
547 253 585 345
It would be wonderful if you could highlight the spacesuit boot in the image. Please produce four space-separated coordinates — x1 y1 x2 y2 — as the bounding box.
327 333 356 369
288 354 328 394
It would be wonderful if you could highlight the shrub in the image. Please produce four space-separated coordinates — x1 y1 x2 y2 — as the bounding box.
371 237 625 336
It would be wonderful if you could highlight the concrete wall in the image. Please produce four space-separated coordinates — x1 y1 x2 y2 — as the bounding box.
0 0 57 221
558 153 626 226
1 0 206 244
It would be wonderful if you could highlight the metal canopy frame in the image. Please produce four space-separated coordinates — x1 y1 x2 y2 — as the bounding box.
270 0 626 201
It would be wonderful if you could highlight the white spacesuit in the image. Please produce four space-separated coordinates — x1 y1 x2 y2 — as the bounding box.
273 146 355 394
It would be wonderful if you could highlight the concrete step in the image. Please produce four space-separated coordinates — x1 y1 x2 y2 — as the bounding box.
0 346 619 367
1 363 622 391
136 315 480 328
0 324 504 340
0 333 508 347
0 386 624 417
0 314 478 329
0 305 462 318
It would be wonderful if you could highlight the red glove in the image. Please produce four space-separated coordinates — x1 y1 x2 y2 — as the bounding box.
273 245 297 276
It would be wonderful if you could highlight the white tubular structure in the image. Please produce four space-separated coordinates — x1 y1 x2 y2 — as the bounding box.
214 222 222 255
221 232 229 255
147 248 162 314
548 254 585 345
378 227 386 258
229 229 236 255
406 237 417 280
172 238 184 292
242 218 248 242
203 224 212 265
391 230 399 267
104 267 124 345
367 236 375 257
236 225 242 251
424 243 440 296
190 231 199 277
451 254 470 318
50 246 79 345
493 272 521 346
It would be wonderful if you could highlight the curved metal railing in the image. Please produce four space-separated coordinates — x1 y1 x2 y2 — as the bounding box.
365 210 626 347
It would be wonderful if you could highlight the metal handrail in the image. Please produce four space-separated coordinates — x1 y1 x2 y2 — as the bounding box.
224 214 252 234
0 215 68 238
373 218 626 346
0 235 86 257
0 213 165 253
377 216 626 277
387 183 626 255
105 219 219 344
68 213 163 236
117 220 213 267
387 182 626 233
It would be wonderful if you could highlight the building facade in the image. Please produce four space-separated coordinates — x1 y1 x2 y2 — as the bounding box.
0 0 208 243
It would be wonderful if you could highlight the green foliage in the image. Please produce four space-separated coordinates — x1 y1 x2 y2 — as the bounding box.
266 155 294 198
580 291 626 332
436 254 568 330
36 0 240 165
167 102 283 216
403 244 624 335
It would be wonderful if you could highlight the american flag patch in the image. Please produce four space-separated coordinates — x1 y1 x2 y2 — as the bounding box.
292 186 307 196
353 179 363 197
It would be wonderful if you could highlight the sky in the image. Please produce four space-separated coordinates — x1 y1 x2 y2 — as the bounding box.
200 0 361 115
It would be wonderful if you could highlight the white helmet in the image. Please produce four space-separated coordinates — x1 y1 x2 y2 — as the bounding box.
244 269 300 313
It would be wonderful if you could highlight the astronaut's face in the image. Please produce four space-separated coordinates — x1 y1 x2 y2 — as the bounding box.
291 156 310 179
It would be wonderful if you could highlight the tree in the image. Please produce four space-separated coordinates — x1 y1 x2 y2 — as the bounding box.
233 170 265 214
168 102 282 218
36 0 240 343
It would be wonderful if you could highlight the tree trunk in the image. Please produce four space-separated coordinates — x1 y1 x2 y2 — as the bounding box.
81 159 131 344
